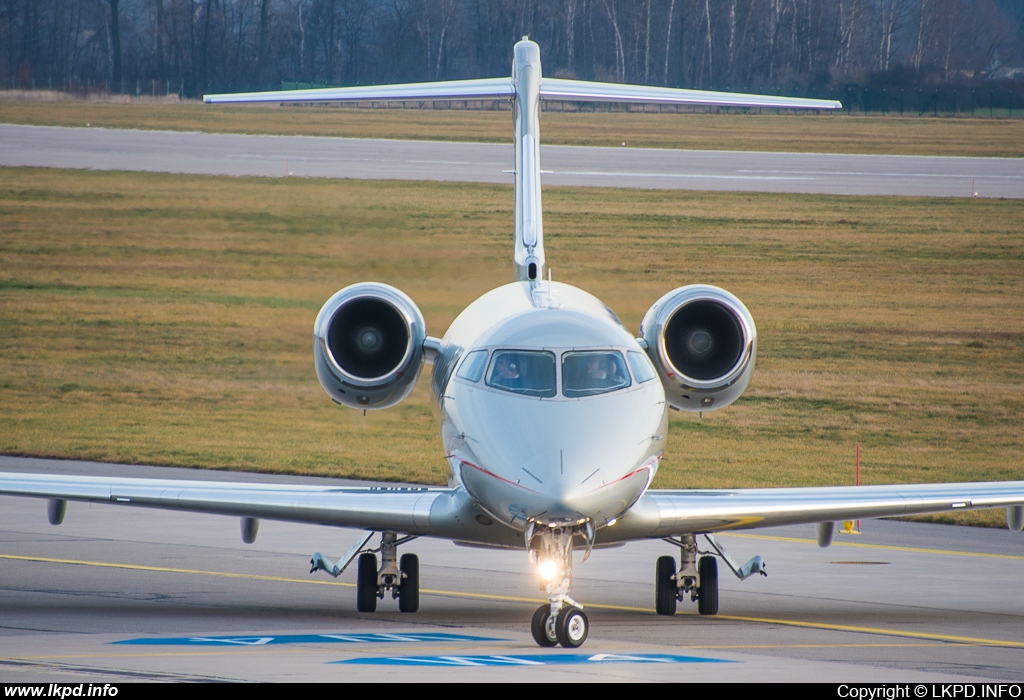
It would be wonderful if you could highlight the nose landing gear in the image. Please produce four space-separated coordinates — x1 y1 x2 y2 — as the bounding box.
528 524 590 648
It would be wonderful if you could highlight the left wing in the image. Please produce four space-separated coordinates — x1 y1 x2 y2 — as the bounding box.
606 481 1024 542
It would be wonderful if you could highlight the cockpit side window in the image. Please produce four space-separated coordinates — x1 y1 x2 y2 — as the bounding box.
456 350 489 383
485 350 556 398
562 351 631 398
627 351 658 383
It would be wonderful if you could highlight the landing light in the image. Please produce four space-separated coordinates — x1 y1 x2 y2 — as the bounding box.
538 559 558 581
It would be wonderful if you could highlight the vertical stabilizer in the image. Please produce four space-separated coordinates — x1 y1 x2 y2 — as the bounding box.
512 39 545 283
204 40 841 286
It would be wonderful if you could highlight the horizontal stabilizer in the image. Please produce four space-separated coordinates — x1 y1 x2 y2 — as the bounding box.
540 78 842 110
204 77 514 105
206 76 840 111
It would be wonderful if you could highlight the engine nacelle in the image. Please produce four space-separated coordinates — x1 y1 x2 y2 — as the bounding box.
640 284 756 412
313 282 427 410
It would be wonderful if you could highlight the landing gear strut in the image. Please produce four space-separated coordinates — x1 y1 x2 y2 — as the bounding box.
655 533 765 616
528 524 590 648
311 531 419 612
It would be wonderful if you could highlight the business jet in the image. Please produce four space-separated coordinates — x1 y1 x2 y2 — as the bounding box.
2 39 1022 649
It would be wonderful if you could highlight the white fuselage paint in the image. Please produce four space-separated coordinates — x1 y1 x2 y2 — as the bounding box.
431 281 667 531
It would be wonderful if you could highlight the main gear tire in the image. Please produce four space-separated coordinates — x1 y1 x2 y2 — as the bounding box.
356 552 378 613
398 553 419 613
655 555 677 616
697 555 719 616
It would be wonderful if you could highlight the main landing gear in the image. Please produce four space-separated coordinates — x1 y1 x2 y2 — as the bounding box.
528 523 592 648
311 531 419 612
655 533 766 616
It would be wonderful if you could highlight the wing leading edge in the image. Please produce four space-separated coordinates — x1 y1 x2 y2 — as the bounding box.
0 472 440 531
605 481 1024 542
3 471 1021 545
0 471 517 547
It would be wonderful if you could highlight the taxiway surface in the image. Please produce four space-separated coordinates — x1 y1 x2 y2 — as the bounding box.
2 123 1022 198
1 457 1022 682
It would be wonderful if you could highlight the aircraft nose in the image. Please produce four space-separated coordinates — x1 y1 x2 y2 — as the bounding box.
518 442 656 523
449 372 665 527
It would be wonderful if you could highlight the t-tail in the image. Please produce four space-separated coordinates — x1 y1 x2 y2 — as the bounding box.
205 38 841 283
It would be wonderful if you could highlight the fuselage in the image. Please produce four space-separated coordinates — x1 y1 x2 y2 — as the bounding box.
432 280 667 532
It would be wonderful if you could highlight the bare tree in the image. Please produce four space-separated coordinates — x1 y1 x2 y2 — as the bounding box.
877 0 911 71
662 0 676 84
6 0 1022 99
105 0 122 88
599 0 625 81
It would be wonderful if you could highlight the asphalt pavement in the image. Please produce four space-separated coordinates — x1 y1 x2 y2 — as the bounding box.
1 457 1022 682
2 123 1022 198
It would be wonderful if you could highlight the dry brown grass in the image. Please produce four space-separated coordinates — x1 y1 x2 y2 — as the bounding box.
1 167 1021 526
2 96 1023 156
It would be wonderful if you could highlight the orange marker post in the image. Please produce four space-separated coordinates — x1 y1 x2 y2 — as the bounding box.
840 446 862 535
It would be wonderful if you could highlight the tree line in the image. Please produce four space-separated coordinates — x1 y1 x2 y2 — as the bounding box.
3 0 1022 104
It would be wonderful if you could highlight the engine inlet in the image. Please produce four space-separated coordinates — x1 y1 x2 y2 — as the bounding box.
327 297 410 380
664 300 743 381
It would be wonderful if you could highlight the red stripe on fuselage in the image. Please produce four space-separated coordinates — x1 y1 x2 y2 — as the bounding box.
459 459 539 494
585 455 660 494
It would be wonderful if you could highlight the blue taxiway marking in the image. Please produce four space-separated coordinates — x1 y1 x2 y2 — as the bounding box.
335 653 734 666
114 632 503 646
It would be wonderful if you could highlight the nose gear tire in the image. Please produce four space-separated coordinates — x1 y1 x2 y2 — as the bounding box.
531 604 558 647
555 606 589 648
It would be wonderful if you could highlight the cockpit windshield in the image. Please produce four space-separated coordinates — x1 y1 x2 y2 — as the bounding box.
562 351 631 398
485 350 557 398
473 348 637 399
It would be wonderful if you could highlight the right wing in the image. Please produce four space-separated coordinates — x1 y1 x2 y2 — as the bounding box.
0 471 519 546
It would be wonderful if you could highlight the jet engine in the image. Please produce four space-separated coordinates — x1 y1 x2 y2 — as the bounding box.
313 282 427 410
639 284 756 412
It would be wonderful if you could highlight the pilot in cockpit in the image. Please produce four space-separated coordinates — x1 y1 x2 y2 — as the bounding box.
585 355 608 382
585 354 623 389
491 353 522 389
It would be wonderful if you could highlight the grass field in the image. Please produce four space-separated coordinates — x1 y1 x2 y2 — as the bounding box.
2 94 1024 157
1 166 1021 526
